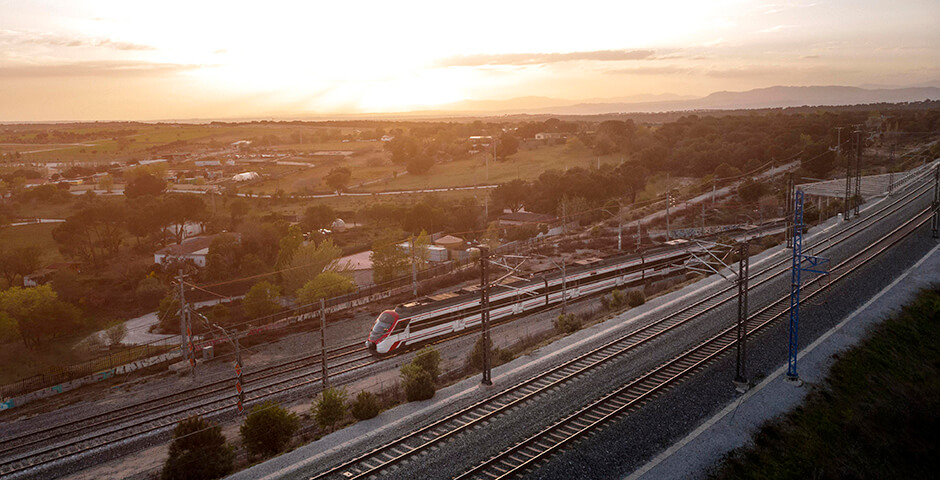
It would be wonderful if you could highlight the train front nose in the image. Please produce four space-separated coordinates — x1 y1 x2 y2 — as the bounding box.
367 341 378 355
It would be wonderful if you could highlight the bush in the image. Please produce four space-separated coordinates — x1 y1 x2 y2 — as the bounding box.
627 290 646 308
554 313 582 334
603 289 626 311
350 391 382 420
313 387 347 432
401 363 436 401
243 281 282 319
162 416 234 480
468 336 493 371
136 276 168 305
240 401 299 460
411 346 441 382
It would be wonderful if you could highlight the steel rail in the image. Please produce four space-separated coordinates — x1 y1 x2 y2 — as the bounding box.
1 180 932 478
303 184 934 480
455 207 933 480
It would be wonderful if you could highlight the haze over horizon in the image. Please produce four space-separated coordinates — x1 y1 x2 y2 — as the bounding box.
1 0 938 122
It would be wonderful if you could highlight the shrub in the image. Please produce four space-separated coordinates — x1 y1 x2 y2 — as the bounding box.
468 336 492 371
243 281 282 319
240 401 299 460
162 416 234 480
136 276 168 305
412 346 441 382
401 363 436 401
350 391 382 420
554 313 582 334
627 290 646 308
313 387 347 432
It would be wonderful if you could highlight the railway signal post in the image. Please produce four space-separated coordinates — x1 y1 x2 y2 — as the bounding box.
787 190 829 384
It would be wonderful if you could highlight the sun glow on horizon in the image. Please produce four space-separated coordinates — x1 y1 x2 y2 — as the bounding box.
0 0 938 120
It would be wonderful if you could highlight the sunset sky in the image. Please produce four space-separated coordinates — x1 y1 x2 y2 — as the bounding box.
1 0 937 121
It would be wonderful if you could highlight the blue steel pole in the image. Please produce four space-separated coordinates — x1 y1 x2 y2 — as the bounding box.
787 190 804 380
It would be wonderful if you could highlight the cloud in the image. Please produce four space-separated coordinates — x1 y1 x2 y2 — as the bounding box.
0 29 154 51
0 61 203 78
605 64 821 78
757 24 797 34
604 65 693 76
437 49 656 67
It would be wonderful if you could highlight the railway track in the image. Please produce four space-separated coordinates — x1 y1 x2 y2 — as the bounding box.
302 182 935 480
0 173 932 479
455 206 934 480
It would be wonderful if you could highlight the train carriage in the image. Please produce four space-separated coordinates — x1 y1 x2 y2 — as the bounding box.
366 247 693 355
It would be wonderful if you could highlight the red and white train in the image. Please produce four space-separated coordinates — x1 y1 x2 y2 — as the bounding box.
366 248 690 355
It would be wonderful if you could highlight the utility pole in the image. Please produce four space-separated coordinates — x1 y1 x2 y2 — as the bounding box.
177 270 194 377
617 201 623 252
785 173 795 248
410 237 417 298
666 191 671 240
931 163 939 239
734 241 749 387
636 221 642 250
477 246 492 386
701 202 706 232
320 298 329 388
854 127 862 217
234 329 244 413
836 126 850 221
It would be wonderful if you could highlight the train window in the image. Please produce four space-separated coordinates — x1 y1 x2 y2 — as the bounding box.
369 311 397 341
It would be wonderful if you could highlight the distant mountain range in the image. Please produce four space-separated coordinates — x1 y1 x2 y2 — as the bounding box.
428 85 940 116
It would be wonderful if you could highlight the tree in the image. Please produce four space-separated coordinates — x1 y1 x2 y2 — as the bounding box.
496 133 519 159
162 416 234 480
281 239 343 294
229 198 249 228
275 225 304 270
406 153 434 175
159 195 207 244
737 179 767 203
53 203 126 266
125 172 166 198
105 321 127 346
0 285 82 348
296 271 355 304
350 391 381 420
413 229 431 270
98 174 114 193
324 167 352 193
370 235 409 284
491 179 530 213
301 204 336 232
243 281 281 319
0 245 42 287
239 401 300 460
313 387 347 432
125 195 165 247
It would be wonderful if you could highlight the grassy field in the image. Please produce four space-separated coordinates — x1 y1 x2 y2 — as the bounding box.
710 286 940 480
0 223 64 264
361 144 626 192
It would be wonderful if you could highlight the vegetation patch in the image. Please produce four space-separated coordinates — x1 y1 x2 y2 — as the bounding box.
709 286 940 480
